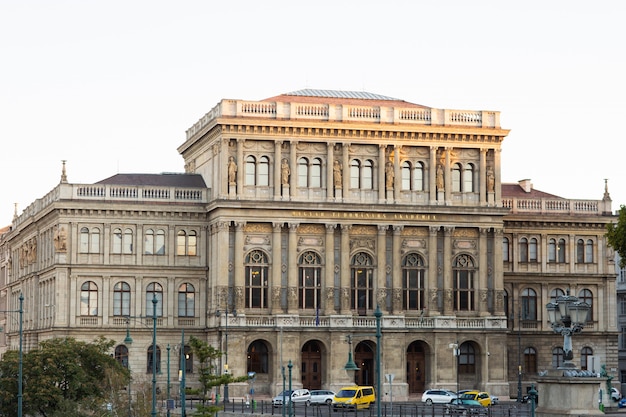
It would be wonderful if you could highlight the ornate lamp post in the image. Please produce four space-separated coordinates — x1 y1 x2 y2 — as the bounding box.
216 307 236 403
546 290 590 369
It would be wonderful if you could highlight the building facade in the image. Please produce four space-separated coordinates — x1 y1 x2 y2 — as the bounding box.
0 90 618 402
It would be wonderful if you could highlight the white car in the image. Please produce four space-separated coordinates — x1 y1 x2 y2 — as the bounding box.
272 389 311 407
612 387 622 401
309 389 335 405
422 389 458 405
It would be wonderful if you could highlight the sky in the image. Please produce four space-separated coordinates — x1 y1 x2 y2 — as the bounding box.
1 0 624 225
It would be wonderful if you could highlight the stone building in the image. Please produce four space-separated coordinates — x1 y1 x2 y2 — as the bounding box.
0 90 618 402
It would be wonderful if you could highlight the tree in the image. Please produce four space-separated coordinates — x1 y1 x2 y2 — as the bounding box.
607 205 626 268
187 336 249 417
0 337 128 417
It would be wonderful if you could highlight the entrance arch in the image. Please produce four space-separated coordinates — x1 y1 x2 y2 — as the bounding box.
302 340 323 389
354 341 375 386
406 341 427 394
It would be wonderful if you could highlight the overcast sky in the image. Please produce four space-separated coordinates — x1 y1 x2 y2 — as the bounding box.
1 0 624 225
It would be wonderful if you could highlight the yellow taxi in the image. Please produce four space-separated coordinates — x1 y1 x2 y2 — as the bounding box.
459 391 492 407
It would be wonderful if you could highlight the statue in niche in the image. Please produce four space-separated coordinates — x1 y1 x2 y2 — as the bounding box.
436 163 445 191
228 156 237 185
281 158 290 185
54 226 67 252
385 161 394 189
333 160 342 187
487 166 495 192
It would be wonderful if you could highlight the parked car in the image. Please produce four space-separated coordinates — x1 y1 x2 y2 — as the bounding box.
612 387 622 401
491 395 499 405
332 386 376 410
421 389 458 405
459 391 492 407
272 389 311 407
445 398 487 415
618 397 626 408
309 389 335 405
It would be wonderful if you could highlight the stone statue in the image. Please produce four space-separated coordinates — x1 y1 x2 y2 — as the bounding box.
385 161 394 189
436 163 444 191
228 156 237 185
53 226 67 252
333 160 342 187
487 166 495 192
281 158 290 185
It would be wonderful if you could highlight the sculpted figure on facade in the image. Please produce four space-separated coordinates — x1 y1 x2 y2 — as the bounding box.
228 156 237 185
333 160 342 187
486 166 495 192
54 226 67 252
385 161 394 189
436 163 444 191
281 158 290 185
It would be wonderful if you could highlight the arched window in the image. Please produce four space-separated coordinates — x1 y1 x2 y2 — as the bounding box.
521 288 537 320
115 345 129 368
529 238 538 262
80 227 100 253
548 238 557 262
550 288 565 303
586 239 594 263
401 161 411 190
147 345 161 374
144 229 165 255
298 251 321 310
463 164 474 192
113 282 131 316
245 250 269 308
178 283 195 317
297 157 309 187
402 253 425 311
577 239 585 263
350 160 360 188
258 156 270 186
524 347 537 374
311 158 322 188
552 347 564 368
247 340 269 374
413 161 424 191
80 281 98 316
362 160 373 189
146 282 163 317
557 239 566 263
503 237 510 262
113 228 133 254
578 288 593 321
519 238 529 262
351 252 374 313
458 342 475 374
452 163 462 192
581 347 593 370
245 156 256 186
453 254 476 311
177 230 197 256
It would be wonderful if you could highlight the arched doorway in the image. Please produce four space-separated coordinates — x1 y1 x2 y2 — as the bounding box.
354 341 375 386
406 341 426 394
302 340 323 389
459 341 480 390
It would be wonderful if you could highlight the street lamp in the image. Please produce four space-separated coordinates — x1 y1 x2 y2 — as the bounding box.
343 335 360 373
179 329 187 417
1 293 23 417
216 307 236 403
150 294 158 417
546 289 590 369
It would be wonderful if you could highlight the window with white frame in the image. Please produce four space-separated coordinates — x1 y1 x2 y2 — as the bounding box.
80 281 98 316
113 281 131 316
144 229 165 255
178 283 195 317
79 227 100 254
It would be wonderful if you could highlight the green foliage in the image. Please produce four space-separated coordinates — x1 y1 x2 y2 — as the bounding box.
187 336 250 417
0 336 129 417
607 205 626 268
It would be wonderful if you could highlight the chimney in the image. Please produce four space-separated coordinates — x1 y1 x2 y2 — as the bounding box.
518 179 532 193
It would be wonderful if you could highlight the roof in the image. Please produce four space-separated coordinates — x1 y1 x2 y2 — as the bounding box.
501 182 563 199
263 89 429 109
96 173 207 188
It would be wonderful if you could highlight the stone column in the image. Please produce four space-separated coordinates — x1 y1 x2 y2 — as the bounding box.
272 223 283 314
236 139 244 198
393 145 401 201
493 228 505 316
444 148 452 205
429 146 437 205
234 221 244 311
378 144 386 203
480 148 487 206
289 141 297 199
325 224 336 315
392 225 403 313
479 227 489 316
287 223 299 313
221 138 229 199
377 225 387 312
443 226 454 315
342 144 350 199
326 143 334 200
274 141 283 201
428 226 440 315
494 148 502 206
340 224 351 312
